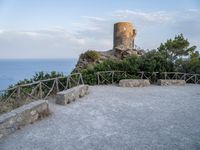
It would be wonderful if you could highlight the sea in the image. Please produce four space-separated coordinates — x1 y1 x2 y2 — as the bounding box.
0 59 77 90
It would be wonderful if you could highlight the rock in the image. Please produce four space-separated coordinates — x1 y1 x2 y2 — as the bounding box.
122 49 138 58
119 79 150 87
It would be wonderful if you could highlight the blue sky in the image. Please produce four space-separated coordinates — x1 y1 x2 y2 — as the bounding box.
0 0 199 58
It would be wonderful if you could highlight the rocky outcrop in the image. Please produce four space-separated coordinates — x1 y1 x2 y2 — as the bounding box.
119 79 150 87
73 50 117 72
73 48 144 72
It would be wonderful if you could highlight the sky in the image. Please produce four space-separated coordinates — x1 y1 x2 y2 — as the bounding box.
0 0 199 59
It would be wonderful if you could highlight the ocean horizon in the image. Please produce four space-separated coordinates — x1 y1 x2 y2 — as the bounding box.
0 58 77 90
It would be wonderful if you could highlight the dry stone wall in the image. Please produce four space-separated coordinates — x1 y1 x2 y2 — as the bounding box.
0 100 48 139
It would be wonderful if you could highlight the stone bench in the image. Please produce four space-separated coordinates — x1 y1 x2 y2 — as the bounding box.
119 79 150 87
56 85 89 105
157 79 186 86
0 100 49 139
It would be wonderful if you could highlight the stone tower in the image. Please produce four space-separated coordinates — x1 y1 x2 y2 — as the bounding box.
113 22 136 51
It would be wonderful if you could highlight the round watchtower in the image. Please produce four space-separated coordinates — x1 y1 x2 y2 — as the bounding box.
113 22 136 50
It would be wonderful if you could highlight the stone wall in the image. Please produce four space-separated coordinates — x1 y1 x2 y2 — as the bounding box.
119 79 150 87
56 85 89 105
157 80 186 86
0 100 48 139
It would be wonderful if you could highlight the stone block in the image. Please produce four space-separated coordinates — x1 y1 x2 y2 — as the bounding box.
56 85 89 105
78 85 89 97
119 79 150 87
0 100 48 139
157 80 186 86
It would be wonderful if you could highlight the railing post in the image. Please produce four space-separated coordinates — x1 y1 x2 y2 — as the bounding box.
55 78 59 92
65 76 69 89
66 76 71 89
39 81 42 99
97 72 100 85
195 74 197 84
141 72 144 79
111 71 114 84
17 86 21 101
80 73 84 85
164 72 167 80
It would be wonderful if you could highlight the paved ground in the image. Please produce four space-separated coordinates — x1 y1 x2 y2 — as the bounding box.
1 84 200 150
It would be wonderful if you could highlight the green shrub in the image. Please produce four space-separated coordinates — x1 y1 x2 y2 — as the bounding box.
81 50 100 61
80 56 141 85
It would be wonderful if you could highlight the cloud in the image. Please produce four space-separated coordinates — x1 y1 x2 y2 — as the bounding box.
112 9 200 50
74 9 200 51
0 28 86 58
81 16 106 22
113 10 172 24
188 8 199 12
0 9 199 58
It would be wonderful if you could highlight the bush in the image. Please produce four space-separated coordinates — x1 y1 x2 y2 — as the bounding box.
80 56 141 85
81 50 100 61
139 50 174 72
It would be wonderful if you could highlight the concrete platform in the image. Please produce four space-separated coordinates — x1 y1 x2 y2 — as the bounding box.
0 84 200 150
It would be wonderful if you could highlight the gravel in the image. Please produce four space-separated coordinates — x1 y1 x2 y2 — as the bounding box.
1 84 200 150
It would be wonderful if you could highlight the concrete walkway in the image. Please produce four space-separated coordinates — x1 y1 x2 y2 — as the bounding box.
1 85 200 150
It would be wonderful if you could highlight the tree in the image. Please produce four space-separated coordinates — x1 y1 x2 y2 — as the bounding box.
188 51 200 73
158 34 197 62
140 50 174 72
175 51 200 73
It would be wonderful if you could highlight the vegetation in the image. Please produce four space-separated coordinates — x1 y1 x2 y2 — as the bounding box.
157 34 200 73
80 50 100 61
13 71 64 86
0 97 33 115
81 34 200 85
158 34 197 62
